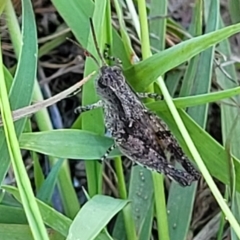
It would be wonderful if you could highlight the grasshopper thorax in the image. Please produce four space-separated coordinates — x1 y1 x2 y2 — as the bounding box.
96 65 125 99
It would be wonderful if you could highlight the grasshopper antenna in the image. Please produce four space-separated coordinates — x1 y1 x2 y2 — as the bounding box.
66 37 100 68
89 18 107 66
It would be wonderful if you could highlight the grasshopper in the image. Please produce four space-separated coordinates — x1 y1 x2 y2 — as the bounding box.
76 20 200 186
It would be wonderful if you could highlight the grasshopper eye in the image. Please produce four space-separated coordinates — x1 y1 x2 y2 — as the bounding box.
99 82 107 88
98 77 108 88
112 66 122 76
113 69 121 75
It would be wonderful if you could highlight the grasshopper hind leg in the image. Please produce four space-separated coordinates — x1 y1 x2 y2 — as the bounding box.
147 112 200 181
144 158 197 186
161 163 197 186
157 130 200 181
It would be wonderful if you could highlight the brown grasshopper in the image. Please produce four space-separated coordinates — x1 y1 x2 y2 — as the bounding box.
76 20 200 186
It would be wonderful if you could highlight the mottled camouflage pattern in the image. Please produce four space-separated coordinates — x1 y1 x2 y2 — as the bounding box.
76 63 200 186
95 65 200 186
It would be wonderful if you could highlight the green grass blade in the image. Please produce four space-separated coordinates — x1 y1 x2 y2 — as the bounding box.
36 159 64 204
128 166 154 239
216 18 240 240
147 85 240 111
167 1 205 238
169 1 219 237
51 0 94 47
228 0 240 24
36 0 85 217
67 195 129 240
157 78 240 237
81 0 106 197
125 23 240 91
0 204 27 224
33 83 80 218
149 0 167 50
3 186 72 237
0 0 49 239
51 0 101 206
113 0 136 60
0 0 37 184
0 224 64 240
19 130 119 159
114 158 137 238
0 224 35 240
179 0 202 97
187 0 218 125
167 183 197 239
